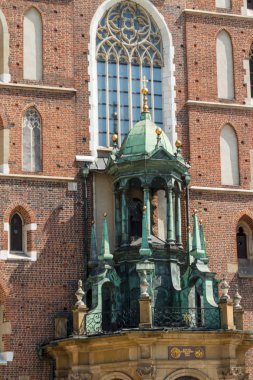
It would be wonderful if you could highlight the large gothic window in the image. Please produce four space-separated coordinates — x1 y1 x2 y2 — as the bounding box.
96 1 163 147
22 108 42 172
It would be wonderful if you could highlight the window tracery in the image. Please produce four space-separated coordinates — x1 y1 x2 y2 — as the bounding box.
96 1 163 146
22 108 42 172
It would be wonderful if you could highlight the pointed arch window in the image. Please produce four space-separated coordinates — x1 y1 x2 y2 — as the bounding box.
22 108 42 172
220 124 239 185
23 8 42 80
216 31 234 99
96 1 163 147
10 213 23 252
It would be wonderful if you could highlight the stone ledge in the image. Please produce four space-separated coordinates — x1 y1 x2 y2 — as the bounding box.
0 82 77 93
190 186 253 195
186 100 253 110
0 173 75 182
184 8 253 21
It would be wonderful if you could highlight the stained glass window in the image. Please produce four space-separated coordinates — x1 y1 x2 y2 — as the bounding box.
23 107 42 172
96 1 163 147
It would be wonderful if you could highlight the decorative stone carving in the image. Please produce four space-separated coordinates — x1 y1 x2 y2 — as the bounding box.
218 367 249 380
233 285 242 310
220 275 230 300
75 280 85 307
136 364 156 378
68 373 92 380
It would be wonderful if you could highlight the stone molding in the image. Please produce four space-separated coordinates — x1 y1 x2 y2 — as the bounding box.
68 373 92 380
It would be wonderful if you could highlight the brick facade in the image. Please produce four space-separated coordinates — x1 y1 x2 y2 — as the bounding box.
0 0 252 379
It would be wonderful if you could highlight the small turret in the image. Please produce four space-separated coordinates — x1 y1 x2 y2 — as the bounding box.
191 211 208 263
89 221 98 268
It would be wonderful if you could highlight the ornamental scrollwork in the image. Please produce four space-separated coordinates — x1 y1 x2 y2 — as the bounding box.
218 367 249 380
136 364 156 378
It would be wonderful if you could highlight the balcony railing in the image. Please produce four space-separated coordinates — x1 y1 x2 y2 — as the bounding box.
83 307 220 336
153 307 220 330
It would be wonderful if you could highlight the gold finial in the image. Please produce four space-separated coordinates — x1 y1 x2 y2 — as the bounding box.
143 205 147 212
200 219 203 225
103 212 107 218
141 76 149 112
193 209 198 214
175 139 182 149
92 220 95 225
155 127 162 136
112 134 118 143
187 225 191 231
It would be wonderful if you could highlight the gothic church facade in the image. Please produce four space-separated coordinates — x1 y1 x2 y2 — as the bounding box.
0 0 252 379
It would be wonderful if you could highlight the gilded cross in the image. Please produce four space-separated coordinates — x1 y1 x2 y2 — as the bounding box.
142 75 149 88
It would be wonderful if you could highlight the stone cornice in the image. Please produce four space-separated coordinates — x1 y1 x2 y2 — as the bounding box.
190 186 253 195
184 8 253 21
186 100 253 110
0 82 77 94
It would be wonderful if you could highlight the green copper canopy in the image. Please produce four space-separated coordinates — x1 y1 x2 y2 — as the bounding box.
119 112 173 157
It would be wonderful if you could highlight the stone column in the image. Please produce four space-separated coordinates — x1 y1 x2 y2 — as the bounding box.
166 187 175 244
175 190 182 245
121 188 129 246
143 186 151 235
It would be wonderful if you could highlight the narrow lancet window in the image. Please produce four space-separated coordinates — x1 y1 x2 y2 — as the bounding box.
22 108 42 172
216 31 234 99
10 214 23 252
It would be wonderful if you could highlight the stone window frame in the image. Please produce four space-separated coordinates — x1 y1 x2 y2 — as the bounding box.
88 0 177 157
0 207 37 262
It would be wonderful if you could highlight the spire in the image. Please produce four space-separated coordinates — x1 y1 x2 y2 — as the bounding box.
191 210 207 262
140 76 152 121
98 213 113 261
139 205 152 257
89 220 98 267
187 226 194 264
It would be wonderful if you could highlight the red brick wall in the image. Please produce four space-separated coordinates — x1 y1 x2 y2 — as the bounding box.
0 0 252 378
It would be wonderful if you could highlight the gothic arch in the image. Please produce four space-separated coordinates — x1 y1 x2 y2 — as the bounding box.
0 9 10 82
220 124 239 185
23 7 43 80
88 0 176 156
216 29 234 99
100 372 133 380
165 368 210 380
